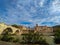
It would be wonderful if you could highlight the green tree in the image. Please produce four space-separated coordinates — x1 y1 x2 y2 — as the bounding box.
54 30 60 44
1 28 19 42
21 31 48 45
1 30 13 42
11 24 19 28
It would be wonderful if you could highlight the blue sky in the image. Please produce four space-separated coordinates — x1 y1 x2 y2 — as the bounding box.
0 0 60 27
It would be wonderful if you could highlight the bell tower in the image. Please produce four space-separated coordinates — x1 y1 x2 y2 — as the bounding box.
36 24 38 27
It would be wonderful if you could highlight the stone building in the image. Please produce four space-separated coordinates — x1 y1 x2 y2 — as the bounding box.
17 24 53 35
34 24 53 35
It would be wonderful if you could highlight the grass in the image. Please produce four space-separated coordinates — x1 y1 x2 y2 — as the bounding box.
0 41 41 45
43 36 55 45
0 41 20 45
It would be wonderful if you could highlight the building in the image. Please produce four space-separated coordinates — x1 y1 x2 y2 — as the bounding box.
0 23 53 35
34 24 53 35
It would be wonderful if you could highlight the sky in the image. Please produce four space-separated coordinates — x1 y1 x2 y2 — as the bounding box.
0 0 60 27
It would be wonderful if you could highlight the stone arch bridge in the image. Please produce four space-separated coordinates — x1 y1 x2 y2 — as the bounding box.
0 23 21 35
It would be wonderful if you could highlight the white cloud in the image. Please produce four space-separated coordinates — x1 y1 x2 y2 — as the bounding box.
0 0 60 26
41 16 60 25
3 1 60 26
49 0 60 13
39 0 45 7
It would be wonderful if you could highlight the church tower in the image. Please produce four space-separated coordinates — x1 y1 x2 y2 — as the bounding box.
36 24 38 27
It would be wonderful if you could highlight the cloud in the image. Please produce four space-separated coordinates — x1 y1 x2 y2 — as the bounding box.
39 0 45 7
40 16 60 26
49 0 60 14
0 0 60 26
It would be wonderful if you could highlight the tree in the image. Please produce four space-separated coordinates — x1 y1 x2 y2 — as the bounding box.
11 24 19 28
1 30 13 42
1 29 20 42
54 30 60 44
21 31 49 45
1 27 19 42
